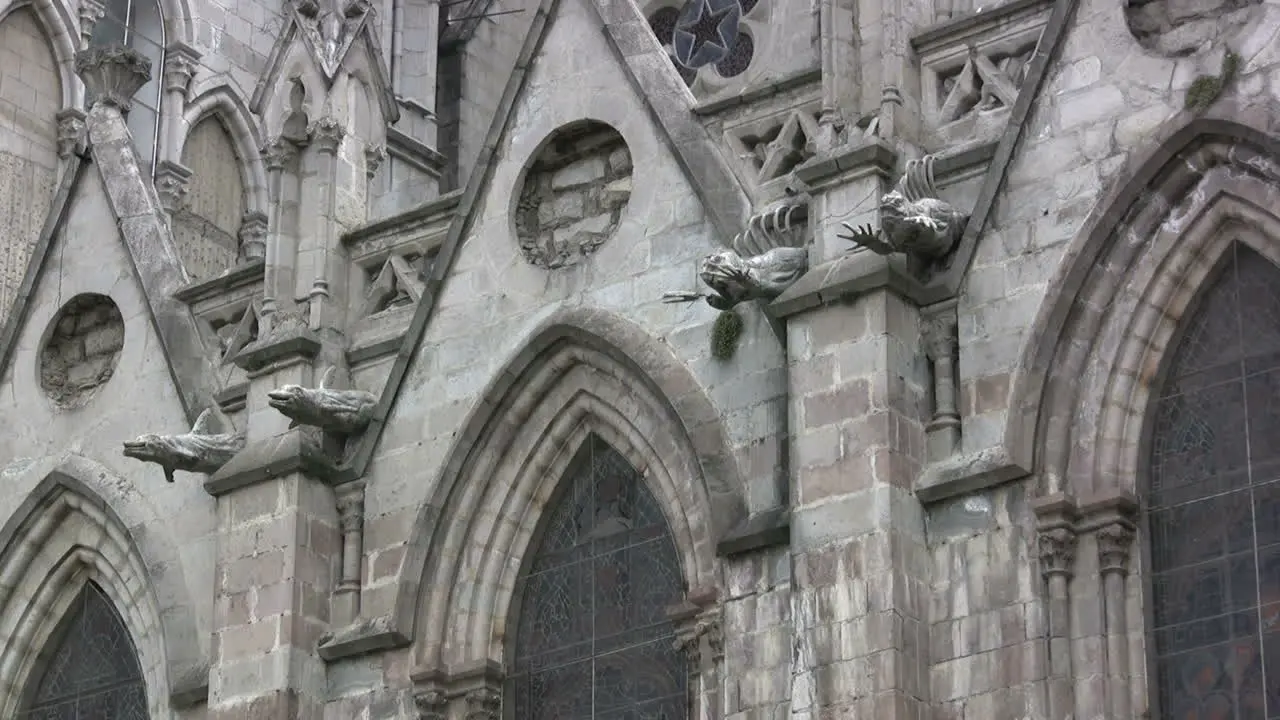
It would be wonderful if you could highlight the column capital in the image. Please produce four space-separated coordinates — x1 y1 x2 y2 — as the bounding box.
921 300 959 362
238 211 269 261
261 137 300 171
1096 522 1136 576
310 117 345 154
364 144 386 179
55 108 88 159
154 160 193 213
77 0 106 46
335 480 366 534
1037 526 1078 580
163 41 202 95
463 688 500 720
75 46 153 113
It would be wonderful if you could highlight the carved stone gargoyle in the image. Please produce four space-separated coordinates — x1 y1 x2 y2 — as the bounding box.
838 155 968 277
663 189 810 310
266 366 377 436
123 409 246 482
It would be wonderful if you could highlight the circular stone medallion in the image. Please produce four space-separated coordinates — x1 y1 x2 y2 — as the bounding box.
39 293 125 408
673 0 742 69
514 121 633 269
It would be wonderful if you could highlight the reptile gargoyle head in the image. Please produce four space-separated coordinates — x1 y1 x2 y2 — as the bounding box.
123 433 194 483
266 384 312 417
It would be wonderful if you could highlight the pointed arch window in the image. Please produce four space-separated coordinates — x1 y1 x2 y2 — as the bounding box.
88 0 166 174
1145 242 1280 718
18 582 149 719
506 434 689 719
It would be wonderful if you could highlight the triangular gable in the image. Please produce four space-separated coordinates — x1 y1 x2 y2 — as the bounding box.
0 113 224 426
336 0 753 479
250 1 399 123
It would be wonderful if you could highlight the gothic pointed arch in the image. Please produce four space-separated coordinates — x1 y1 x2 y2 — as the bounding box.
0 464 204 716
0 0 79 110
16 581 147 718
179 81 268 215
505 433 689 718
1004 102 1280 497
404 308 744 674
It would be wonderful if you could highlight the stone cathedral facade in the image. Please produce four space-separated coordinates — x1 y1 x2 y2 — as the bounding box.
0 0 1278 715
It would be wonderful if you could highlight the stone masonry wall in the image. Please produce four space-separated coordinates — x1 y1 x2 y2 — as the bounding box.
0 7 60 324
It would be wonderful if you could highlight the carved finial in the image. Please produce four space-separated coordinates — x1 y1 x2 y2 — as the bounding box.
75 46 153 113
1096 523 1135 576
1037 527 1077 580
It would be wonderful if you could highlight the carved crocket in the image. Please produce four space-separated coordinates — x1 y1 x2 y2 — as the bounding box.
266 366 378 436
838 155 968 274
122 409 246 482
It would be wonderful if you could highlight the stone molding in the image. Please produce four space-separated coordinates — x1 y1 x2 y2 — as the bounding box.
75 46 153 113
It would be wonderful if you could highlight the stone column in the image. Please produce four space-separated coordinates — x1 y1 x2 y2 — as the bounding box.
1089 492 1137 720
922 300 961 460
77 0 105 48
260 137 300 329
305 117 345 332
238 211 269 263
1033 494 1078 720
161 42 201 163
776 288 931 717
333 480 366 625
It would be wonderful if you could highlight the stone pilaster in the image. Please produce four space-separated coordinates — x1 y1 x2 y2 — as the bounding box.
238 211 269 262
161 42 201 163
777 287 931 717
74 46 152 115
153 160 193 213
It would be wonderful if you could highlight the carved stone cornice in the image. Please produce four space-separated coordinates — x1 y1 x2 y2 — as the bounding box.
55 108 87 159
463 688 500 720
163 42 202 95
75 46 153 113
238 211 269 261
1096 522 1135 576
262 137 300 172
154 160 193 212
310 117 345 154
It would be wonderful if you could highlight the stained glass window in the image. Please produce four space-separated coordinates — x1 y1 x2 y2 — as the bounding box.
506 435 689 719
18 583 149 720
1147 243 1280 719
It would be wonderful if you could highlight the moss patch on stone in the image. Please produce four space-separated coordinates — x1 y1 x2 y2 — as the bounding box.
1185 49 1239 113
711 310 744 361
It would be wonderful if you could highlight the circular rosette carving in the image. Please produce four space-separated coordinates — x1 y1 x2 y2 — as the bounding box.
39 293 125 408
513 121 632 269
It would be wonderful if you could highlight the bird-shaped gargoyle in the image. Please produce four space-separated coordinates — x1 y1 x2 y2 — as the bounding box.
266 366 378 436
838 155 968 276
663 190 810 310
122 409 246 483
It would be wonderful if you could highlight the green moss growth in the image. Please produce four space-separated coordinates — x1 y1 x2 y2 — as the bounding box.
711 310 744 361
1185 49 1239 114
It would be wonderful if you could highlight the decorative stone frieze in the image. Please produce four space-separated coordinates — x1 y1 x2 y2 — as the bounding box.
55 109 87 159
74 46 153 113
238 212 269 262
153 160 193 213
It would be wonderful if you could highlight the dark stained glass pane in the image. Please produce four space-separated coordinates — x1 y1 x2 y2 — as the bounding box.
509 435 688 719
19 583 148 720
1148 244 1280 719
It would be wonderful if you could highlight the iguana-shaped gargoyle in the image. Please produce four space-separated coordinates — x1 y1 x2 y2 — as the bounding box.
266 366 378 436
122 409 246 483
838 155 968 275
663 190 810 310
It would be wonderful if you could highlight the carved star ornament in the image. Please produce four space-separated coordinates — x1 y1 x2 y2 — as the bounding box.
672 0 742 69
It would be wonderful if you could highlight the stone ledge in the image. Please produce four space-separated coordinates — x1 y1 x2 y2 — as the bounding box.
914 446 1031 504
716 506 790 556
214 382 249 414
205 429 342 495
168 663 210 708
317 615 410 661
692 68 821 116
911 0 1053 53
173 259 265 305
770 250 932 318
232 328 322 374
